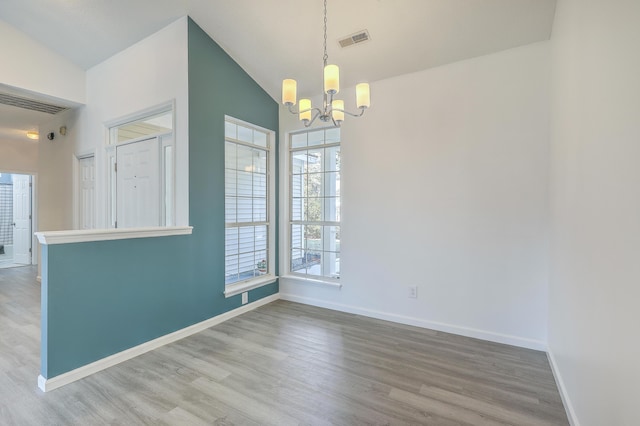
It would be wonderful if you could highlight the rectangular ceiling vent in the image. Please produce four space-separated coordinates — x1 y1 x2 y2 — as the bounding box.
338 30 371 48
0 93 69 115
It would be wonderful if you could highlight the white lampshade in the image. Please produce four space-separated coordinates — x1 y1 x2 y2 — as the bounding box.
324 64 340 94
282 79 297 105
299 99 312 122
356 83 370 109
331 100 344 122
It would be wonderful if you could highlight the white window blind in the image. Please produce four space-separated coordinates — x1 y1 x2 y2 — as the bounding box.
224 118 272 285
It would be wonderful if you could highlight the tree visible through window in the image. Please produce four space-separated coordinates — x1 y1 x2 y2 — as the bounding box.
289 128 340 279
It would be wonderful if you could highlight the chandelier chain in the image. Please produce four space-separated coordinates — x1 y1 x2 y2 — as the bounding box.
282 0 369 127
323 0 328 66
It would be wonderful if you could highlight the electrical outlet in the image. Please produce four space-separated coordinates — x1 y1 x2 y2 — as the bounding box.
241 292 248 305
408 286 418 298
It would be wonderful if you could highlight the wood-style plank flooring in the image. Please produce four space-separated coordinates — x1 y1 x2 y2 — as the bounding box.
0 266 568 425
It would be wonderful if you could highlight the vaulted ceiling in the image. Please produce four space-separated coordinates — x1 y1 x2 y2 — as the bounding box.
0 0 556 142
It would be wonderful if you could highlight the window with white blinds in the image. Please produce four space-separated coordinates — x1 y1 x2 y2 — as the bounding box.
224 117 274 287
289 128 341 280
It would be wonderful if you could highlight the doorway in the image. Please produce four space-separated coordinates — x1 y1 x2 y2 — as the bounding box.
77 155 95 229
0 172 33 269
106 105 175 228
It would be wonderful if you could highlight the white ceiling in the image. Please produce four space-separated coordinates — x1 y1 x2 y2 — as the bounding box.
0 0 556 139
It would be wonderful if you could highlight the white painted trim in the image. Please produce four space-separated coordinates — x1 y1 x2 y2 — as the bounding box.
72 152 96 230
223 115 277 284
224 276 278 298
281 275 342 289
31 174 38 266
280 293 547 351
38 293 280 392
104 100 175 131
34 226 193 245
71 154 79 230
224 115 274 136
279 126 342 281
547 350 580 426
278 129 289 279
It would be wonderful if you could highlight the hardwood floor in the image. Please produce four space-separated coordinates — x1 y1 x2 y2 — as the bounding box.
0 267 568 425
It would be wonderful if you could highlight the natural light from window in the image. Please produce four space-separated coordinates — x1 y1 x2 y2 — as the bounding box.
289 127 341 280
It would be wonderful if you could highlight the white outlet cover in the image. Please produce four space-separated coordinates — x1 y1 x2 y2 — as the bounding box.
241 292 248 304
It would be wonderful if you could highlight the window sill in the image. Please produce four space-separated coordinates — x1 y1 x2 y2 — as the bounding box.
281 274 342 289
224 275 278 298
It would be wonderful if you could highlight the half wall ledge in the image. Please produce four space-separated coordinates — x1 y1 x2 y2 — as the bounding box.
35 226 193 245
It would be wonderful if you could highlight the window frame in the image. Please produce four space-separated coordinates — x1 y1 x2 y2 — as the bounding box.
223 115 277 297
281 126 342 287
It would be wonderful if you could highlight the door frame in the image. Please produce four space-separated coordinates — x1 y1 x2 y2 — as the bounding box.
0 170 37 266
11 174 32 265
103 101 176 229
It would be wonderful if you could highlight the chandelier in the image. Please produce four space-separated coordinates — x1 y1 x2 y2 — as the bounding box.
281 0 371 127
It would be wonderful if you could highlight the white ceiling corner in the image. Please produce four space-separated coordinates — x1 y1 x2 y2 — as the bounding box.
0 0 556 130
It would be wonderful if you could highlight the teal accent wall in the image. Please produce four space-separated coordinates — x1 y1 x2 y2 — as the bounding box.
187 17 280 296
41 18 279 379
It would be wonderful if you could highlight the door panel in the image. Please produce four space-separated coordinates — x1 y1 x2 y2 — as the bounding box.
12 174 31 265
79 156 95 229
116 138 160 228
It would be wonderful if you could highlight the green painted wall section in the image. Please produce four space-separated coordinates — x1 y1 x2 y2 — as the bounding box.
187 17 280 294
41 18 279 379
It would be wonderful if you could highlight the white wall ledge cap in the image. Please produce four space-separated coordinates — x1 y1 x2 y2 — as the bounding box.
35 226 193 245
281 274 342 289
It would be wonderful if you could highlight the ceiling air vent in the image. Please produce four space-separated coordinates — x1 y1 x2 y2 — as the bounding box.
0 93 69 115
338 30 371 48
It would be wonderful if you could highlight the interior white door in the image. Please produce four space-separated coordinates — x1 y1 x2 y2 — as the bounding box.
116 137 160 228
12 174 31 265
78 156 95 229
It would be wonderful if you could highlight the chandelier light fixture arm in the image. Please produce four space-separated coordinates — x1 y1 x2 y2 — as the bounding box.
281 0 371 128
338 107 367 118
286 103 324 127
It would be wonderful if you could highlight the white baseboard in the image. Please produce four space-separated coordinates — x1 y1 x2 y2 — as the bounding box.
547 350 580 426
38 293 280 392
279 293 546 351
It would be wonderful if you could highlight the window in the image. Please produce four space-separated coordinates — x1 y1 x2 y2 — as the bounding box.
289 128 340 280
109 110 173 145
224 117 275 291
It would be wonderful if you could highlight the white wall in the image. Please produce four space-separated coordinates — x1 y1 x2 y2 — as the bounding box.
0 19 85 104
548 0 640 425
34 108 81 275
83 17 189 227
0 139 38 174
280 41 551 349
37 108 80 232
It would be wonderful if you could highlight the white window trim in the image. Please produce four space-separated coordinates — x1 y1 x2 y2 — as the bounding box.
279 127 342 287
103 101 175 139
280 274 342 289
224 115 277 298
224 275 278 298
